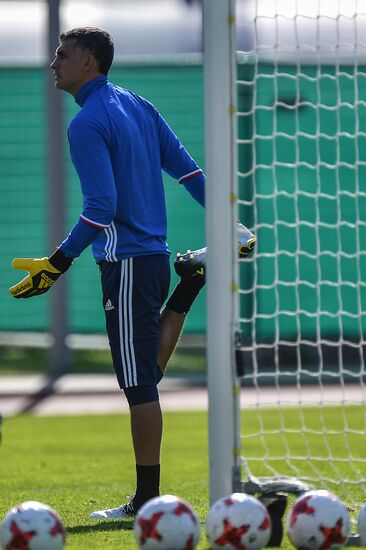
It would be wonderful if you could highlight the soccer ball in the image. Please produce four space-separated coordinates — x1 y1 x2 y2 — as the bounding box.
357 503 366 546
0 501 65 550
133 494 200 550
286 490 351 550
205 493 272 550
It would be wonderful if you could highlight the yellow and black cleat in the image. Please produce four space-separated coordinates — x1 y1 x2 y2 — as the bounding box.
174 223 256 279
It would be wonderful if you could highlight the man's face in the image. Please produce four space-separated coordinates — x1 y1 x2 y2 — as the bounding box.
50 39 89 96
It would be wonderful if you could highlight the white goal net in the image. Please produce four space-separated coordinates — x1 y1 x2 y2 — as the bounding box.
235 0 366 502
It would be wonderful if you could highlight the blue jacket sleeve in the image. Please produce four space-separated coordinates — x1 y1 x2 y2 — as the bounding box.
60 117 117 258
180 171 205 207
155 109 205 207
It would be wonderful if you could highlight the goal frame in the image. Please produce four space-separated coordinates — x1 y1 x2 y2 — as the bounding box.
204 0 242 505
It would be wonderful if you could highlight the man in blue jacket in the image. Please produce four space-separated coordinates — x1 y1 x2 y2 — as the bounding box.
9 27 255 519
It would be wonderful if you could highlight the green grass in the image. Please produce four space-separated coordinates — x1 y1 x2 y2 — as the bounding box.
1 409 364 549
1 412 209 549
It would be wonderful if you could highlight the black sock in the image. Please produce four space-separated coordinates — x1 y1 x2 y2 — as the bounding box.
132 464 160 511
165 275 205 314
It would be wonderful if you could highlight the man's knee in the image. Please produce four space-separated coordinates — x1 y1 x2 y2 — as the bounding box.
124 385 159 407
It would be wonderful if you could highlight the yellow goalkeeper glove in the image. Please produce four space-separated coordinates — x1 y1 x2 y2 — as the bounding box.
9 249 73 299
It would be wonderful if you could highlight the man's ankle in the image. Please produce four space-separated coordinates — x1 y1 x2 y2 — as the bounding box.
133 464 160 511
166 275 205 314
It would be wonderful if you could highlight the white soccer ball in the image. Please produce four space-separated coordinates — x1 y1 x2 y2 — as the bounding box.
286 490 350 550
205 493 272 550
133 494 200 550
357 502 366 546
0 500 65 550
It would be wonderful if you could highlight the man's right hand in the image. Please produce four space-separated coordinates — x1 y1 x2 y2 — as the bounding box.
9 257 63 298
9 249 73 299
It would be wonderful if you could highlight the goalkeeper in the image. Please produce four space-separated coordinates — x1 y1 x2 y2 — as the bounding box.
9 28 255 520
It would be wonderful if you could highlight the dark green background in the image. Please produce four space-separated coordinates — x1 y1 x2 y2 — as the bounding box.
0 63 205 333
238 63 366 349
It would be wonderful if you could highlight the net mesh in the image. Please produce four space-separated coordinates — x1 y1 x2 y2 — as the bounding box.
236 0 366 500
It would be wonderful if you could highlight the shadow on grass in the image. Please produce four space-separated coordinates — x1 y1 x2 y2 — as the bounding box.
66 520 134 534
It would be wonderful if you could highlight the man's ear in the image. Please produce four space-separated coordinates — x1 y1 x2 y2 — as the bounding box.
83 53 97 73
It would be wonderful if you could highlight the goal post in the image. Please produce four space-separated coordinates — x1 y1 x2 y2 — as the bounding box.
205 0 366 511
204 0 242 505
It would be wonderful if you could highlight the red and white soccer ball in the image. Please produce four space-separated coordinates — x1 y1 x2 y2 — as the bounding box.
205 493 272 550
357 502 366 546
133 494 200 550
286 490 351 550
0 500 65 550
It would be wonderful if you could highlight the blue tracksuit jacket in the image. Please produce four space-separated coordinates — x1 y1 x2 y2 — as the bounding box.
59 76 205 262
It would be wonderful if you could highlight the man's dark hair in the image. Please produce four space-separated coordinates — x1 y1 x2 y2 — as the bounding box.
60 27 114 75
